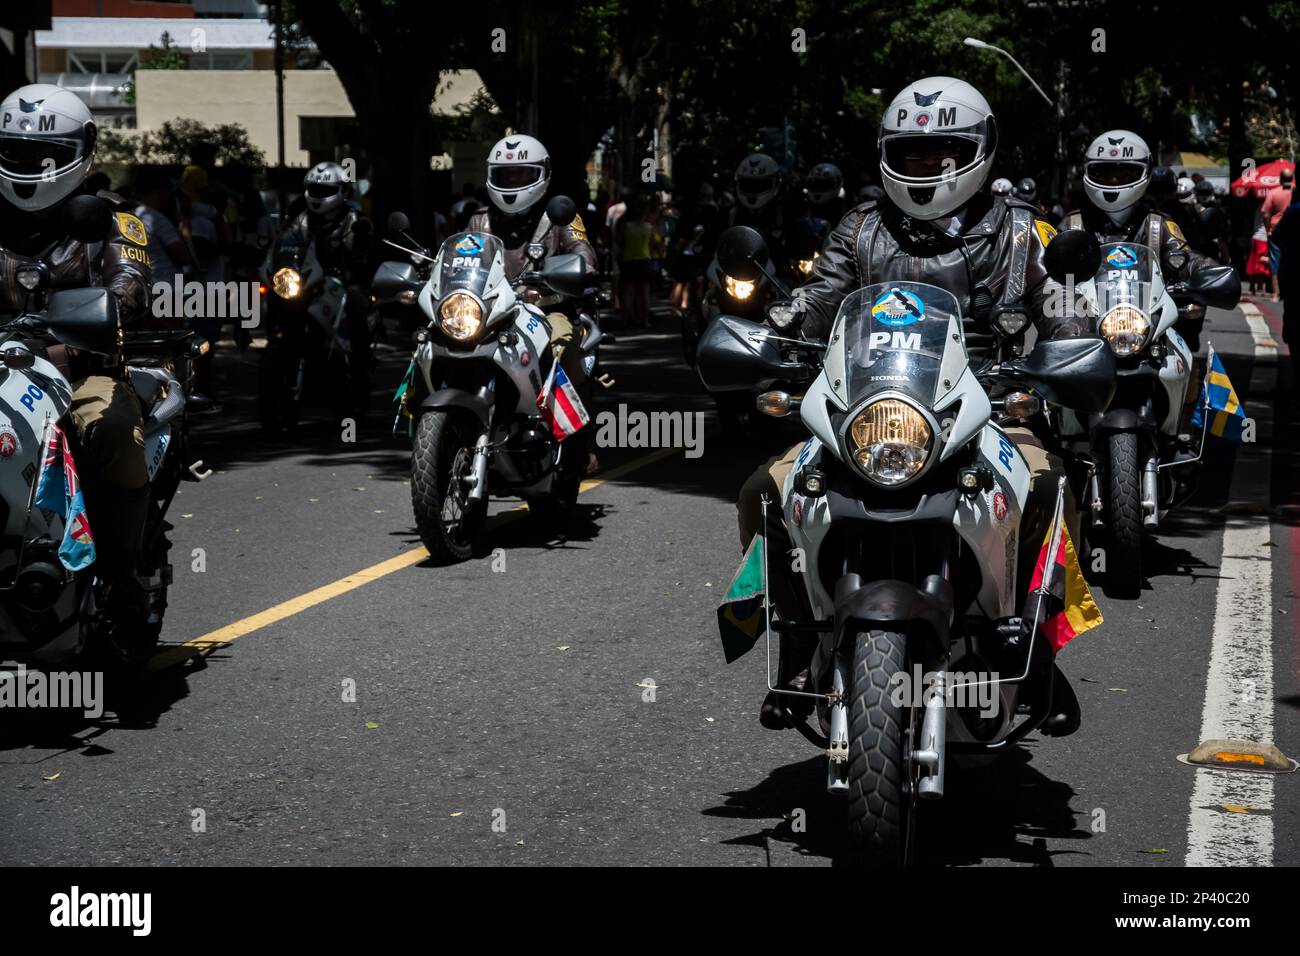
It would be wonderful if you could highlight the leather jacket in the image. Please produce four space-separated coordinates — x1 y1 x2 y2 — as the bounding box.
0 189 151 322
288 207 372 284
1063 201 1216 280
798 193 1090 362
466 205 598 283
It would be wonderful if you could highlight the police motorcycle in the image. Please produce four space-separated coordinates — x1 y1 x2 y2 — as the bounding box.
373 196 604 563
256 223 357 434
0 195 207 677
698 228 1114 865
699 226 820 435
1057 242 1239 597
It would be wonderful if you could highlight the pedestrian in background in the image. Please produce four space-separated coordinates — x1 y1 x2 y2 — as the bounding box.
618 194 659 329
1262 167 1294 303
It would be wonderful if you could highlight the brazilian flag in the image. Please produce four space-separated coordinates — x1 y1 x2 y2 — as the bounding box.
716 536 766 663
1189 345 1248 443
392 359 416 438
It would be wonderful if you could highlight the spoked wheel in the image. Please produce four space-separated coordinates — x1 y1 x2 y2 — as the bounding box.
1105 431 1143 599
411 411 485 563
846 629 920 867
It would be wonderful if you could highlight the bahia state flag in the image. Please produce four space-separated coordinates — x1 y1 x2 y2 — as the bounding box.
34 423 96 572
1023 513 1102 654
716 535 767 663
1189 345 1248 442
536 361 590 441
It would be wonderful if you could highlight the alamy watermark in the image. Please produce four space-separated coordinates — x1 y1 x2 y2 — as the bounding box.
0 665 103 718
594 404 705 459
888 664 999 719
151 275 261 328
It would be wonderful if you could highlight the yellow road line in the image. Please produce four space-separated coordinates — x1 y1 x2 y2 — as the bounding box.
149 443 683 672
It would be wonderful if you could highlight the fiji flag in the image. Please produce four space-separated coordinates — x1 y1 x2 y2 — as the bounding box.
34 423 96 572
536 361 590 441
1189 345 1249 442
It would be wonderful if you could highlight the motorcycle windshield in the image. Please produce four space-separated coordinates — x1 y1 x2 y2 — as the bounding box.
1092 242 1159 317
838 282 963 407
436 231 505 299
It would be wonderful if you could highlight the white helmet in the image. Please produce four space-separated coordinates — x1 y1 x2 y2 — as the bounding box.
805 162 843 205
1082 130 1152 214
735 153 781 211
1176 176 1195 203
878 77 997 220
0 83 97 212
303 161 353 221
991 177 1013 196
486 134 550 215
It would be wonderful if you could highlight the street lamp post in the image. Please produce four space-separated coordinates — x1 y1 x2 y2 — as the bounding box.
963 37 1054 109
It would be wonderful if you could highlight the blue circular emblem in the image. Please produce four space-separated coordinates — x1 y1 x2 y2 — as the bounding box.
454 234 484 256
1105 244 1139 269
871 289 925 327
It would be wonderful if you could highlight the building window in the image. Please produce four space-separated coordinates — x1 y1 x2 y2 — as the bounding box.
67 51 139 75
189 51 254 70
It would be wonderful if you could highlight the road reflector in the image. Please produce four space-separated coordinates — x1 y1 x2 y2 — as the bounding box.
1177 739 1298 773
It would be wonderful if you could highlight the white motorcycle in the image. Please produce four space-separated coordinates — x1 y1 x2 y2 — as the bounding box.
0 195 207 678
373 197 602 563
699 228 1115 865
1058 242 1240 597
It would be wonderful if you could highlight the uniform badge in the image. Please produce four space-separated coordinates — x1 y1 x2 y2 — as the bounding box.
1033 219 1057 248
568 213 588 240
0 429 17 459
1166 219 1186 243
115 212 149 246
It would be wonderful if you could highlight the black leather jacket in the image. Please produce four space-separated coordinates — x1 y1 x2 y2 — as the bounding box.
288 207 372 284
0 189 151 322
798 194 1089 362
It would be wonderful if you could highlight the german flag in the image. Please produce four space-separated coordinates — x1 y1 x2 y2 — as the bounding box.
1023 484 1104 654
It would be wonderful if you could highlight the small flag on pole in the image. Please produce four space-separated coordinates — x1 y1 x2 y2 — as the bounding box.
34 422 96 572
1189 344 1248 443
1022 480 1103 654
537 360 590 441
716 535 767 663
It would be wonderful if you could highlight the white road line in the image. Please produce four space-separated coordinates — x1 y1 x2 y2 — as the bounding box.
1184 306 1277 867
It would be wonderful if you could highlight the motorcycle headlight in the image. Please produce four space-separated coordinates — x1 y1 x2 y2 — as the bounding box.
1100 305 1151 356
724 275 755 301
15 265 43 291
439 292 484 341
272 267 302 299
995 309 1030 335
847 398 932 485
797 254 818 276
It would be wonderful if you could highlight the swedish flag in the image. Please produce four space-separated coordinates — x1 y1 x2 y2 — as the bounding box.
1189 345 1248 443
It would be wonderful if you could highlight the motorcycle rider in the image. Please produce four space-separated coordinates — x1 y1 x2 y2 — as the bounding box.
729 153 796 263
737 77 1096 737
1064 131 1217 351
804 161 845 224
1189 179 1230 263
0 83 155 626
280 160 374 417
466 134 598 403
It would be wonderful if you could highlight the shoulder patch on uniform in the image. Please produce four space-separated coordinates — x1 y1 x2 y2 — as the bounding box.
568 213 588 236
115 211 149 246
1166 219 1186 243
1034 219 1057 248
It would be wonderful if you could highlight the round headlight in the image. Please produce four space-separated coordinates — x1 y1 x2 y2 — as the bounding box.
1100 305 1151 356
439 292 484 341
724 275 755 301
272 267 302 299
847 398 932 485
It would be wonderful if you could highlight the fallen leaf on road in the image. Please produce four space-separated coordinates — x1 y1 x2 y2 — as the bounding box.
705 717 715 723
43 772 60 782
1222 804 1252 813
450 811 463 817
181 514 192 519
1108 688 1128 693
515 840 524 846
556 645 570 651
1081 677 1100 683
353 487 365 491
365 721 379 729
1139 848 1168 854
308 498 319 503
374 510 385 514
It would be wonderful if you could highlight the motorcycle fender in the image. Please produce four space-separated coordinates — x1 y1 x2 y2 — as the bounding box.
420 388 491 427
832 577 951 660
1093 408 1143 433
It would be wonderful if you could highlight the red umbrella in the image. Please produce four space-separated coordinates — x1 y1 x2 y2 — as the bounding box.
1231 158 1295 198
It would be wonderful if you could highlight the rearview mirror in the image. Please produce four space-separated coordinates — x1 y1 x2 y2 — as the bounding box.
1000 337 1116 414
1043 229 1101 286
45 287 120 354
715 225 768 282
387 211 412 235
545 194 578 228
64 194 112 245
697 315 807 392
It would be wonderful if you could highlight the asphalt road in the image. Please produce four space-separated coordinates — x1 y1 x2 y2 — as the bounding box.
1 296 1296 866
